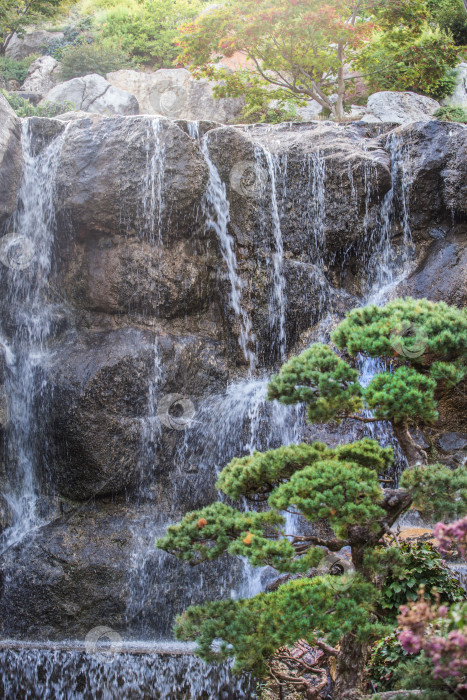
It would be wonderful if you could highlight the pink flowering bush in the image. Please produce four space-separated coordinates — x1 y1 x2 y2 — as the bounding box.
396 517 467 692
435 516 467 559
398 593 467 688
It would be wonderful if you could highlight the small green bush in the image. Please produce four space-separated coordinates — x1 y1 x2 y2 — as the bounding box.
1 90 74 118
43 17 94 60
0 56 38 84
380 542 464 619
435 105 467 123
58 40 136 80
367 632 410 694
235 102 301 125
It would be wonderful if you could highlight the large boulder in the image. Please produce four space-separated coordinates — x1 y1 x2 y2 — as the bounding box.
396 227 467 308
43 328 229 501
365 91 440 124
40 74 139 116
5 30 64 60
443 63 467 109
47 115 208 238
20 55 61 95
384 121 467 240
0 93 22 224
106 68 243 123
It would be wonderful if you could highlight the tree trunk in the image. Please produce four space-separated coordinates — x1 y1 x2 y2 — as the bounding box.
335 43 346 121
392 421 427 466
333 633 369 700
1 32 15 57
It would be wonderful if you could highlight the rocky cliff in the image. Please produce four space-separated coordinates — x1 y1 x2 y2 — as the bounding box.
0 101 466 640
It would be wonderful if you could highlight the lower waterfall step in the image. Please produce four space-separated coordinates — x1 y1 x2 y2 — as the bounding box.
0 640 256 699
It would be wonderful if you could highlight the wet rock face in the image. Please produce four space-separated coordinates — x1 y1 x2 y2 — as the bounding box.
392 121 467 238
0 94 22 225
44 329 230 500
0 504 240 640
397 227 467 308
53 115 208 239
0 115 467 640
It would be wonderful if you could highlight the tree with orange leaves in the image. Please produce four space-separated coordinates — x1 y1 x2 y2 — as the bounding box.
175 0 443 120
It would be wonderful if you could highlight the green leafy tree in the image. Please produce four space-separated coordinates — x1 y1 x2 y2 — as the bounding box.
0 0 69 56
86 0 205 69
58 40 136 80
427 0 467 46
158 298 467 699
354 25 460 100
175 0 458 121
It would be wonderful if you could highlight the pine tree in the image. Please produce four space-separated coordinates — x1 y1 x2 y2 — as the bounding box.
157 297 467 699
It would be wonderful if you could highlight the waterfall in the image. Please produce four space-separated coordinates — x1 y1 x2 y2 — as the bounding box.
364 132 414 303
173 379 304 482
127 119 167 634
200 134 258 371
256 147 287 362
176 379 304 598
356 131 416 483
0 115 444 698
138 119 165 487
0 643 255 699
0 120 66 551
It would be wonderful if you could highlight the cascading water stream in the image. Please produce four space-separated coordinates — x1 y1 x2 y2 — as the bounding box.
138 118 165 485
200 134 258 372
357 131 416 483
126 118 168 636
0 120 67 551
256 146 287 362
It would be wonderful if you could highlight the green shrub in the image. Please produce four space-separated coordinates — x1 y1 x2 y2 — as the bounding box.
0 56 38 84
235 99 302 125
43 17 94 60
1 90 74 117
367 632 410 694
380 542 464 619
58 40 136 80
435 105 467 123
427 0 467 46
90 0 204 68
355 26 460 101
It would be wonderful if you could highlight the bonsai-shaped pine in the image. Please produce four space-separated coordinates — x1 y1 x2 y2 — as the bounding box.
157 298 467 699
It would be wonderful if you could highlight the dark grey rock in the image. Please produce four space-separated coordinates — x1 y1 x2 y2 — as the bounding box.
0 503 241 639
437 432 467 452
